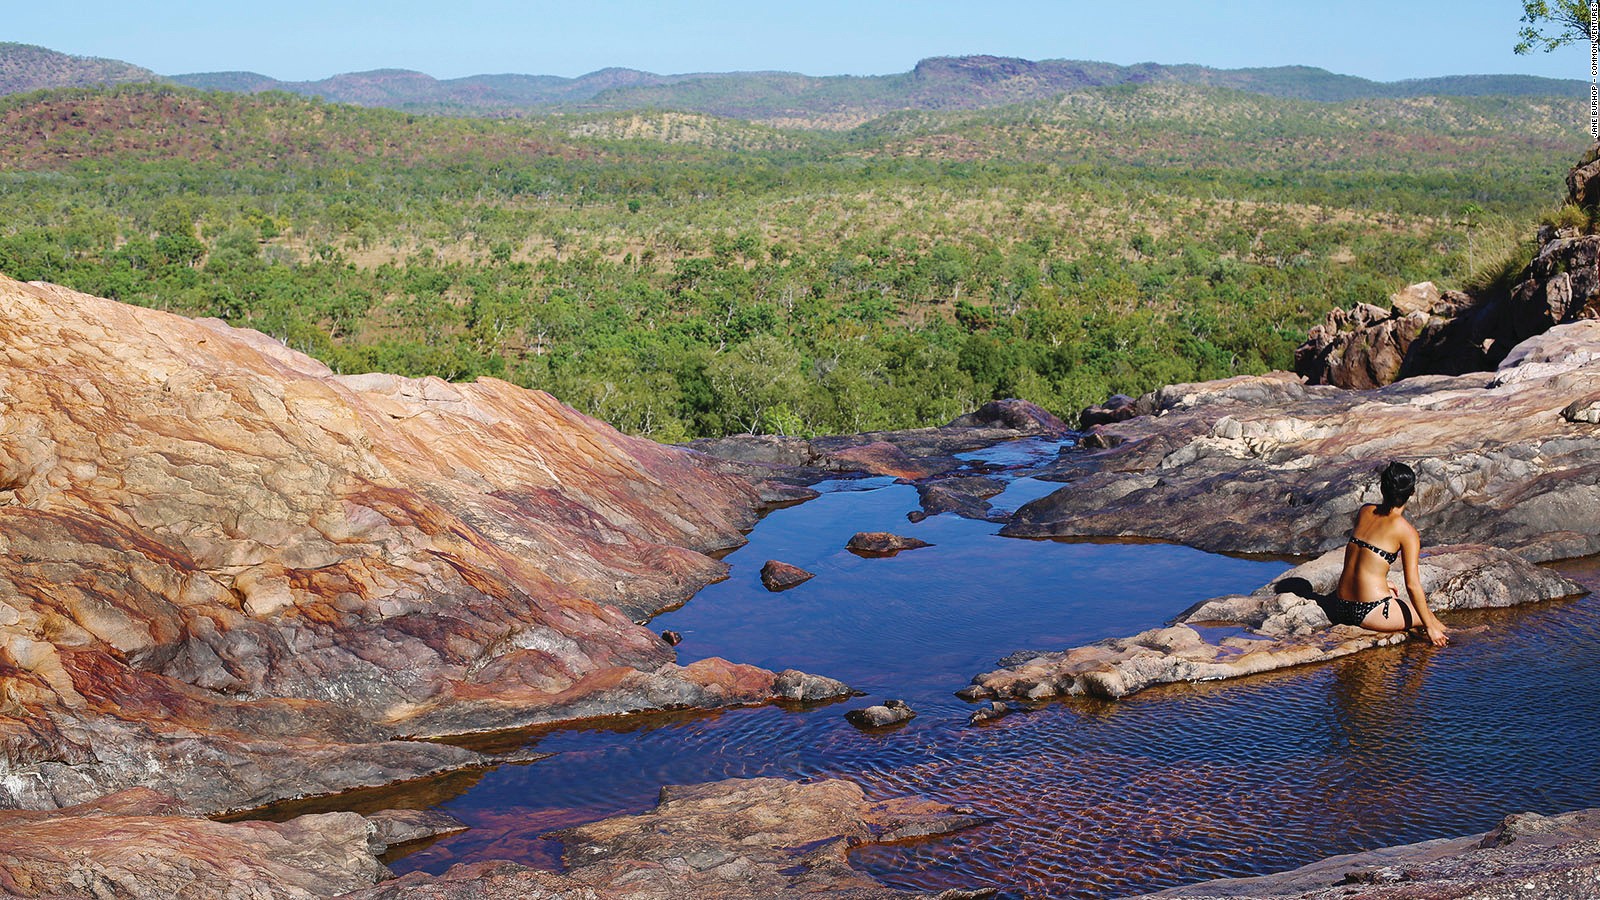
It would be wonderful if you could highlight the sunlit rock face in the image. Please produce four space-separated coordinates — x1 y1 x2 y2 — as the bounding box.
1006 321 1600 562
0 275 822 813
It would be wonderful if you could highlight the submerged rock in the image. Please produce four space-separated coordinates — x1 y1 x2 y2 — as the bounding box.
553 777 992 898
0 276 832 813
1134 806 1600 899
348 777 993 899
962 544 1584 703
1006 322 1600 562
845 699 917 729
761 559 816 591
847 532 934 556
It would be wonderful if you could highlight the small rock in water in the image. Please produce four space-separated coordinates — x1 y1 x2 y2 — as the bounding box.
844 699 916 729
760 560 815 591
968 701 1010 725
772 669 855 703
906 510 928 523
660 630 683 646
846 532 933 556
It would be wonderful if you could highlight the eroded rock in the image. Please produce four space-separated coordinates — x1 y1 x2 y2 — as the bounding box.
962 545 1584 703
1007 323 1600 562
0 276 830 813
0 790 389 900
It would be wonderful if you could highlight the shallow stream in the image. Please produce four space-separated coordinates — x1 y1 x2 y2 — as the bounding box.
351 437 1600 899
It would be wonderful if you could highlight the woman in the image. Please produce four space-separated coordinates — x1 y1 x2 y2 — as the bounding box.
1324 462 1449 647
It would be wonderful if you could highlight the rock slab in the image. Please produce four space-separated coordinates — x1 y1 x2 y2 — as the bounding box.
962 545 1585 703
1135 806 1600 899
0 276 829 813
1007 322 1600 563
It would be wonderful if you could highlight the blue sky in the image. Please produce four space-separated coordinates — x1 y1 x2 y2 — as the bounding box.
10 0 1595 82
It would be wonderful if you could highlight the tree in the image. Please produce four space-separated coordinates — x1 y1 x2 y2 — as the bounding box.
1515 1 1596 55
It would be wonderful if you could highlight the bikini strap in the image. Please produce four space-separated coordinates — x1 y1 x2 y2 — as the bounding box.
1350 536 1399 564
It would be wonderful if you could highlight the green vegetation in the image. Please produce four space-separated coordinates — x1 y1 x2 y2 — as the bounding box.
1515 1 1597 55
0 83 1583 439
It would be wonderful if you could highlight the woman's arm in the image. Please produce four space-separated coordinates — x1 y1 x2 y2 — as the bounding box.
1400 526 1449 646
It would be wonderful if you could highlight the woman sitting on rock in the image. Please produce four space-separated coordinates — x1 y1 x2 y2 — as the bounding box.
1323 462 1450 647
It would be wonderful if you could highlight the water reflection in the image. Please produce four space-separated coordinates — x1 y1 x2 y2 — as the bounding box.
354 439 1600 900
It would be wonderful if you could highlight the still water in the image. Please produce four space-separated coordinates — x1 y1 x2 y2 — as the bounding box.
371 438 1600 898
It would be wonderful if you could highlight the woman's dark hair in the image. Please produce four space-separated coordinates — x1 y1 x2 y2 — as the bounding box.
1377 461 1415 513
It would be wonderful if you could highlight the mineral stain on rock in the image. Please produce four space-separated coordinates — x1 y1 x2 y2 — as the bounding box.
0 276 842 814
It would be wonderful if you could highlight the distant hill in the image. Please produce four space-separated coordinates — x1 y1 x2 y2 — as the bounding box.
170 66 723 114
0 43 161 94
1 43 1588 128
577 57 1592 128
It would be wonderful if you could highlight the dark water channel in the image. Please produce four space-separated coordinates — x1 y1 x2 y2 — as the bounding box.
368 438 1600 899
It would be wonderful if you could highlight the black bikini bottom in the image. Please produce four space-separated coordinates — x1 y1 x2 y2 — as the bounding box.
1322 594 1414 629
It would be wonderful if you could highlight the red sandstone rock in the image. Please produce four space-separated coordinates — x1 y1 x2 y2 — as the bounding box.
760 559 815 591
0 276 834 813
1007 323 1600 561
0 791 388 899
846 532 934 556
826 440 956 480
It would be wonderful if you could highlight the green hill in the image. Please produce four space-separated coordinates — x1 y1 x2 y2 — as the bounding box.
0 83 1583 439
3 43 1587 125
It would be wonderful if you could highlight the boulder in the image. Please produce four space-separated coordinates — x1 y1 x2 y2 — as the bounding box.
948 398 1070 434
845 699 917 729
1389 280 1440 316
847 532 934 556
771 668 854 703
760 559 815 591
1568 141 1600 208
1079 393 1139 428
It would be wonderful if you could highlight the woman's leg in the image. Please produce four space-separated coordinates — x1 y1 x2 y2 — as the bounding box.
1360 595 1416 633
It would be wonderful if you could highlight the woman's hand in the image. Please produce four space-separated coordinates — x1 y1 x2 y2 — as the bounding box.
1425 621 1450 647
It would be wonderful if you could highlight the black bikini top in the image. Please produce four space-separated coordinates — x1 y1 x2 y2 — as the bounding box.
1350 535 1399 564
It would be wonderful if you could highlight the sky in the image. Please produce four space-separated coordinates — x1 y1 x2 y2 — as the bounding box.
9 0 1596 83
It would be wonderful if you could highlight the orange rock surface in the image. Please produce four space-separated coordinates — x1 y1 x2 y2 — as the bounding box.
0 276 831 813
